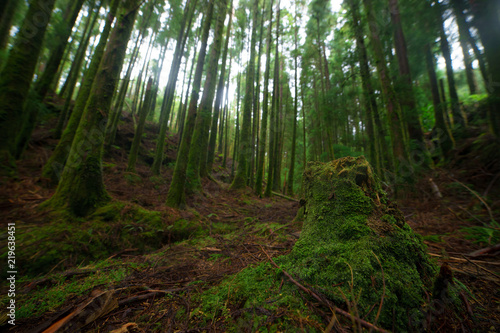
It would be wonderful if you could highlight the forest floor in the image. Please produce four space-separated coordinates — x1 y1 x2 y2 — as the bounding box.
1 112 500 332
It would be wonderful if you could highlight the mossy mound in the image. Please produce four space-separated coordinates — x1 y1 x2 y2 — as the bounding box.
0 201 201 278
199 156 438 331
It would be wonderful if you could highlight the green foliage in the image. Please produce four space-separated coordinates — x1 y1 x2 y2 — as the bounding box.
461 221 500 245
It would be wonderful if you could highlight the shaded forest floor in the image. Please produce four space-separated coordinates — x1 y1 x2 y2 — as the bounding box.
1 110 500 332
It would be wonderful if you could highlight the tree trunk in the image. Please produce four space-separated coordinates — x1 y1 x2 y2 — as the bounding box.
255 0 274 195
438 2 464 128
127 78 154 172
264 0 280 197
166 0 215 208
451 0 477 95
0 0 20 52
42 0 121 183
425 44 455 158
207 1 233 174
388 0 427 159
178 45 198 143
187 0 228 187
363 0 407 172
15 0 85 158
230 0 260 190
152 0 197 175
347 0 382 175
0 0 57 171
46 0 139 216
469 0 500 136
54 1 102 140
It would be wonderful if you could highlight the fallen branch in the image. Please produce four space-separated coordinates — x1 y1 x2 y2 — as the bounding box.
428 252 500 265
272 191 298 202
259 246 390 333
467 243 500 258
118 288 186 306
448 176 495 223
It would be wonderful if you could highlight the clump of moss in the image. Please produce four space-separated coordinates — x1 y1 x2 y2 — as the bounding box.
198 156 441 331
0 201 188 278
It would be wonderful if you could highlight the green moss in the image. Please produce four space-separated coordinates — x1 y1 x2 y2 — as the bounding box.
197 156 440 331
0 201 171 278
0 259 132 320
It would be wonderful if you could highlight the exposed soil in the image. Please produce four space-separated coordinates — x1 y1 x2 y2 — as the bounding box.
1 115 499 332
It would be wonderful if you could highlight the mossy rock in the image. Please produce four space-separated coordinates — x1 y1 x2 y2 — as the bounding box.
200 156 439 331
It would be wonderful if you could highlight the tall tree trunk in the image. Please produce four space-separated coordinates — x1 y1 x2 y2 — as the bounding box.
451 0 477 95
231 73 242 180
15 0 85 158
46 0 139 216
54 1 102 140
127 77 154 172
207 1 233 173
255 0 274 195
231 0 260 190
388 0 427 161
287 4 299 197
347 0 382 175
363 0 407 172
0 0 20 52
178 45 198 143
166 0 215 208
222 62 232 168
152 0 197 175
187 0 228 187
41 0 121 183
437 1 464 128
264 0 280 197
0 0 57 171
105 29 144 149
249 1 266 188
469 0 500 136
425 44 455 158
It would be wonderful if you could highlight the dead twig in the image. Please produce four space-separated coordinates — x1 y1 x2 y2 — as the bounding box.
259 246 390 333
271 191 298 202
448 176 495 223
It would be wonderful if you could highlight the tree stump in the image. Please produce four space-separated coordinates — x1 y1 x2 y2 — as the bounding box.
284 156 436 329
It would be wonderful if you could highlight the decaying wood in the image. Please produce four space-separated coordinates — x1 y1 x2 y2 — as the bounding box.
272 191 298 202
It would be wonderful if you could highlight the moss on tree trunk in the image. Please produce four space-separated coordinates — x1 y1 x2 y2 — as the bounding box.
45 0 139 216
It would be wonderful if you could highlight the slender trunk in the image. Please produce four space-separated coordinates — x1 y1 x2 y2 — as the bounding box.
388 0 426 152
470 0 500 136
231 0 260 190
15 0 85 158
0 0 20 52
55 1 101 140
208 1 233 173
363 0 407 171
187 0 228 186
222 63 232 168
347 0 381 175
231 73 242 180
127 78 154 172
249 1 266 188
264 0 280 197
105 30 143 149
152 0 198 175
46 0 139 216
166 0 215 208
178 45 198 143
451 0 477 95
287 6 299 197
42 0 120 183
0 0 57 168
438 2 464 127
425 44 454 157
255 0 274 195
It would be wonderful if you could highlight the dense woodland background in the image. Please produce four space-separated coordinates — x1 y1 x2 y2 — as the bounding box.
1 0 500 331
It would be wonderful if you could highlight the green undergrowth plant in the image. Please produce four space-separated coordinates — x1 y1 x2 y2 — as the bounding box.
461 220 500 245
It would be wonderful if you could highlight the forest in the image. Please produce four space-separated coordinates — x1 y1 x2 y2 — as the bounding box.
0 0 499 331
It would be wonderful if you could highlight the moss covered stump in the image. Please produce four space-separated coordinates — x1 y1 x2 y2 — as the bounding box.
283 156 436 329
200 156 439 331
